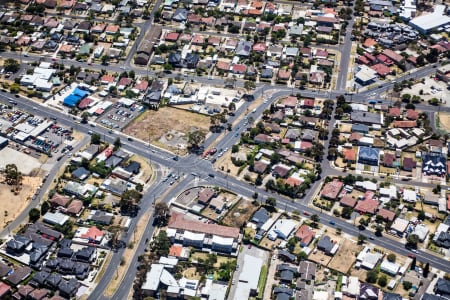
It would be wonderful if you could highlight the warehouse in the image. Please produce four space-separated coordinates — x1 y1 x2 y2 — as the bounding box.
409 5 450 34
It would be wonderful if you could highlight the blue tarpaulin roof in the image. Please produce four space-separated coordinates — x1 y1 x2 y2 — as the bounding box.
63 87 89 107
64 94 81 107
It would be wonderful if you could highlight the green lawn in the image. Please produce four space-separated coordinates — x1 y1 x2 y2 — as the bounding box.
257 265 268 299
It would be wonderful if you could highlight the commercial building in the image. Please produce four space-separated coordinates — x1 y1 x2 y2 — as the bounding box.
409 5 450 34
234 254 263 299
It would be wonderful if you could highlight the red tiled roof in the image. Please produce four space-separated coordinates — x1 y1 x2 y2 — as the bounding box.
101 74 115 83
349 132 362 141
388 107 401 117
406 109 419 120
50 193 70 207
169 212 239 238
281 96 297 107
343 148 356 161
216 61 230 71
303 99 315 108
340 195 357 207
321 179 343 199
358 56 370 65
80 227 104 240
383 153 395 166
377 208 395 221
393 120 416 128
295 224 315 245
165 32 179 41
363 38 377 48
371 63 391 76
285 176 303 187
253 42 267 52
198 188 215 204
134 80 148 91
118 77 132 87
355 198 379 214
66 199 83 215
169 244 183 257
78 97 93 109
232 64 246 73
0 282 11 297
382 49 404 63
277 70 291 79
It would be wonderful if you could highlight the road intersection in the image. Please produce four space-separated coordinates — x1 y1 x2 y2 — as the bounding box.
1 5 449 297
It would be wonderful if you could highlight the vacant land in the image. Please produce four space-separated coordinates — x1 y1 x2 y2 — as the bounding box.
328 239 361 273
222 198 259 228
124 107 210 153
438 112 450 132
0 175 41 228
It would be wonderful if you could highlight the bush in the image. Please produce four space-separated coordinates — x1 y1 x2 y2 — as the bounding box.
403 281 412 290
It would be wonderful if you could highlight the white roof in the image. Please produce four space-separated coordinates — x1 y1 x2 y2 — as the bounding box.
403 189 417 202
43 212 69 226
212 235 233 246
391 218 409 232
355 181 377 191
184 231 205 241
361 252 382 269
413 224 429 241
380 260 400 275
209 282 228 300
346 276 360 296
409 5 450 31
159 256 178 266
142 264 164 291
313 291 329 300
379 185 397 199
271 219 297 239
234 254 263 299
350 103 368 112
359 136 374 145
118 97 135 106
355 65 377 83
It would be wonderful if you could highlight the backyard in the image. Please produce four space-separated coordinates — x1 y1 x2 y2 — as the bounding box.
222 198 259 228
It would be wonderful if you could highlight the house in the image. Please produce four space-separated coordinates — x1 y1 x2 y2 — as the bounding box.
358 147 380 166
252 208 270 229
380 260 400 276
351 111 382 125
321 179 343 200
197 188 215 205
295 225 315 246
49 193 70 208
236 41 252 56
298 261 316 282
340 195 357 207
433 278 450 297
71 167 90 181
422 153 446 176
402 157 416 171
355 199 379 215
74 227 104 244
317 236 338 255
377 208 396 222
277 264 297 284
268 219 297 240
390 218 409 236
343 148 357 163
65 200 83 216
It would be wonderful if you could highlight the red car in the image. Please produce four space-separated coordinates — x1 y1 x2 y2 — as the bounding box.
303 211 310 216
407 254 415 259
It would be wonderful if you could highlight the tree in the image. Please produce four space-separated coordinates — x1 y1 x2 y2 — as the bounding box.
5 164 22 187
29 208 40 222
310 214 319 228
252 192 258 200
297 251 308 261
81 112 89 124
387 253 396 263
410 257 416 270
41 201 50 216
231 144 239 153
378 274 388 287
366 270 378 283
91 133 101 145
423 262 430 278
187 130 206 150
358 218 367 230
150 231 170 256
403 281 412 290
120 189 142 216
375 225 383 237
244 80 256 91
101 55 110 65
113 137 121 151
406 234 419 248
358 234 367 245
154 202 170 227
287 237 297 250
341 207 353 219
4 59 20 73
266 197 276 207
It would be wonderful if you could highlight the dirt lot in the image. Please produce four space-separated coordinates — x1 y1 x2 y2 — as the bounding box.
0 175 41 228
221 198 259 228
308 247 332 266
328 239 362 274
438 112 450 133
123 107 210 153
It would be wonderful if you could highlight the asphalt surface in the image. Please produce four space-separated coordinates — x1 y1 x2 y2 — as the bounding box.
0 10 449 298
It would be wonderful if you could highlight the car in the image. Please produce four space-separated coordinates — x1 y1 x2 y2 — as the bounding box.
208 173 215 178
232 280 235 285
235 133 239 137
169 181 174 185
162 177 168 182
369 236 374 240
108 130 113 134
248 244 252 249
127 137 133 142
173 156 179 161
411 249 418 253
88 130 93 135
303 211 310 216
329 221 335 225
407 254 416 259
